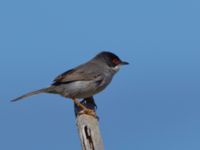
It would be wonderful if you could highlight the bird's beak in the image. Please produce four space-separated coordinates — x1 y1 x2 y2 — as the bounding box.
121 61 129 65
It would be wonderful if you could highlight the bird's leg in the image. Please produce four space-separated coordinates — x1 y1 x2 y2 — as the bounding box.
72 98 96 117
72 97 87 110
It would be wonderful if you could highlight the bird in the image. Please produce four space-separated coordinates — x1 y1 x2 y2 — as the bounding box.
11 51 129 115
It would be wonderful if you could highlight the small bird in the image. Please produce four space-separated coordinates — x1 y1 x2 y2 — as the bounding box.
12 51 129 115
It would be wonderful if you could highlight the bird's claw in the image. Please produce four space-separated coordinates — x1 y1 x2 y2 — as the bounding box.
78 108 97 118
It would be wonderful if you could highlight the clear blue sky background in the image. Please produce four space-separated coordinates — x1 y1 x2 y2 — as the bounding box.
0 0 200 150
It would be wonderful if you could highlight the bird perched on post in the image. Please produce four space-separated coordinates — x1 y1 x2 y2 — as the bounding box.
11 51 129 115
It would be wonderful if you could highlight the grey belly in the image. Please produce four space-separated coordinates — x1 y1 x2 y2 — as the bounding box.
52 80 107 98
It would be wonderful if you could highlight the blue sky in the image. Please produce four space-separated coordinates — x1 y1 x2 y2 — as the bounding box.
0 0 200 150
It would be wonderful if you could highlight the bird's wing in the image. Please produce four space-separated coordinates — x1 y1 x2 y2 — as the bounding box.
52 62 102 85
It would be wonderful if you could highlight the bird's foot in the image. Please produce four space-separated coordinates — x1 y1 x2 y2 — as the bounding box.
73 97 98 119
78 108 97 118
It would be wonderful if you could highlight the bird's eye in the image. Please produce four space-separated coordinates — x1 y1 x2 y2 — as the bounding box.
112 58 120 65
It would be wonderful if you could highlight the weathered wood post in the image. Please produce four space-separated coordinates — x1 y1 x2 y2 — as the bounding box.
74 97 104 150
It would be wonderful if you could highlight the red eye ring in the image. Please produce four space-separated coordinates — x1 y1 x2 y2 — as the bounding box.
112 58 120 65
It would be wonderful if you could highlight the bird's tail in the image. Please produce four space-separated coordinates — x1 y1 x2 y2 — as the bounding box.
11 87 53 102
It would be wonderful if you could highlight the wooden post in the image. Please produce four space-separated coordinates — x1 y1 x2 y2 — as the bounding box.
74 97 104 150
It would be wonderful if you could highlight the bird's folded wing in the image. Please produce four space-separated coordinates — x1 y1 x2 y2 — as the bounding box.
52 63 102 85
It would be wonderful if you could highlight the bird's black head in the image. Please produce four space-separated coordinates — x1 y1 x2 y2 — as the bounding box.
94 51 129 68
